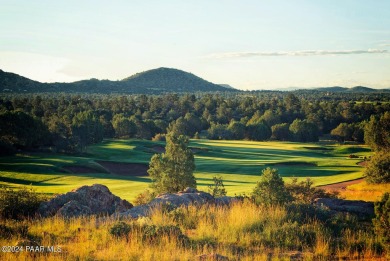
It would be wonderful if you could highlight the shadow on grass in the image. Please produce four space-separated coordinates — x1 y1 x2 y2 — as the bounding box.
196 177 254 184
0 176 64 186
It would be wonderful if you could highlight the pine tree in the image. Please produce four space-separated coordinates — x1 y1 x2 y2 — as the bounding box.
252 168 291 205
148 133 196 193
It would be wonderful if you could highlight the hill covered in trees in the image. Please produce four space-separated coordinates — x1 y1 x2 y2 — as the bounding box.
2 68 389 94
0 68 233 94
311 86 390 93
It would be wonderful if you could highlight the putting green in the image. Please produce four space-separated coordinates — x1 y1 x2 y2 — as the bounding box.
0 139 370 201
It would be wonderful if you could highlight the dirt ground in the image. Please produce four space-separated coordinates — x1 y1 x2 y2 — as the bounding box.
318 178 365 192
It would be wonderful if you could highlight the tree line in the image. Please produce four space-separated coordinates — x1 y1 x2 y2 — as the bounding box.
0 92 389 154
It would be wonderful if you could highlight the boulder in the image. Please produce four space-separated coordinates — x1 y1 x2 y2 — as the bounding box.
118 187 236 219
214 196 240 206
314 198 374 218
38 184 133 217
150 187 214 207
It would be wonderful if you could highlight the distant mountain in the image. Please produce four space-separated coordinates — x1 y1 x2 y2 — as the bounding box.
218 84 236 90
0 69 50 92
0 67 234 94
313 86 348 92
286 86 390 93
312 86 390 93
121 68 230 92
347 86 378 92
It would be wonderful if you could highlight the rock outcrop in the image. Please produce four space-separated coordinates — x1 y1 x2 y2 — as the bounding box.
38 184 133 217
117 187 238 219
314 198 374 218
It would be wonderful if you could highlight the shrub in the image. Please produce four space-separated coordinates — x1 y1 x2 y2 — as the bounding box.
286 203 332 224
373 193 390 254
168 207 197 229
208 176 227 197
110 222 131 238
141 224 189 245
133 189 156 206
365 152 390 184
0 224 28 239
0 186 47 220
286 178 338 203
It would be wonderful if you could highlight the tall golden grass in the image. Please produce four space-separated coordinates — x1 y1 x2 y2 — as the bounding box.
0 201 386 260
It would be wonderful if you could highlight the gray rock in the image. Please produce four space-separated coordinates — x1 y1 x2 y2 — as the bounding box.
39 184 133 218
150 190 214 207
118 187 233 219
181 187 198 193
214 196 239 206
314 198 374 217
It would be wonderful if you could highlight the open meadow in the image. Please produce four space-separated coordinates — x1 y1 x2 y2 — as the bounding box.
1 139 381 202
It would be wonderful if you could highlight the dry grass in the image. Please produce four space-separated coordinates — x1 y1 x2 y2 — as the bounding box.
0 201 386 260
339 181 390 202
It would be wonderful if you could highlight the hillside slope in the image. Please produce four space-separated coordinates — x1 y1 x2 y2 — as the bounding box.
0 67 233 94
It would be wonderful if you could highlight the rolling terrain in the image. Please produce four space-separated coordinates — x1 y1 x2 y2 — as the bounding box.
1 68 389 94
0 139 377 201
0 68 232 94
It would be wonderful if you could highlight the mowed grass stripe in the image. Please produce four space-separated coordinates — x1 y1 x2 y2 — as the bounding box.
0 139 370 201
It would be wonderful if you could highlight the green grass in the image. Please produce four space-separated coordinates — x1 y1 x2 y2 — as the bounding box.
0 139 371 201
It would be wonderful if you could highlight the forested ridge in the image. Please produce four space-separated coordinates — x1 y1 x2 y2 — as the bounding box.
0 68 232 94
1 91 389 154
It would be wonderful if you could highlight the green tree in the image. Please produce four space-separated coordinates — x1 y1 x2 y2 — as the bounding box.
330 123 353 142
112 114 137 138
207 123 232 140
227 120 246 140
364 112 390 151
148 133 196 193
271 123 291 141
365 151 390 184
72 111 104 150
0 110 48 149
252 168 291 205
246 122 272 141
289 119 319 142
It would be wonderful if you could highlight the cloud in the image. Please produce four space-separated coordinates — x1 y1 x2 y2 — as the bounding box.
208 49 388 58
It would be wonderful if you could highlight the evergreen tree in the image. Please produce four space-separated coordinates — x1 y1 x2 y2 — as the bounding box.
252 168 291 205
148 133 196 193
364 112 390 152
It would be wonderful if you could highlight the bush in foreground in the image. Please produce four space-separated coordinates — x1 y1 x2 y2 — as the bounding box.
373 193 390 254
0 186 47 220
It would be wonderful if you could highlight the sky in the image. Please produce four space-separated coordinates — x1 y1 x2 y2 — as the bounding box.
0 0 390 90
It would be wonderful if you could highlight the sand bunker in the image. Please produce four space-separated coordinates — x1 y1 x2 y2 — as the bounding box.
96 160 148 176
